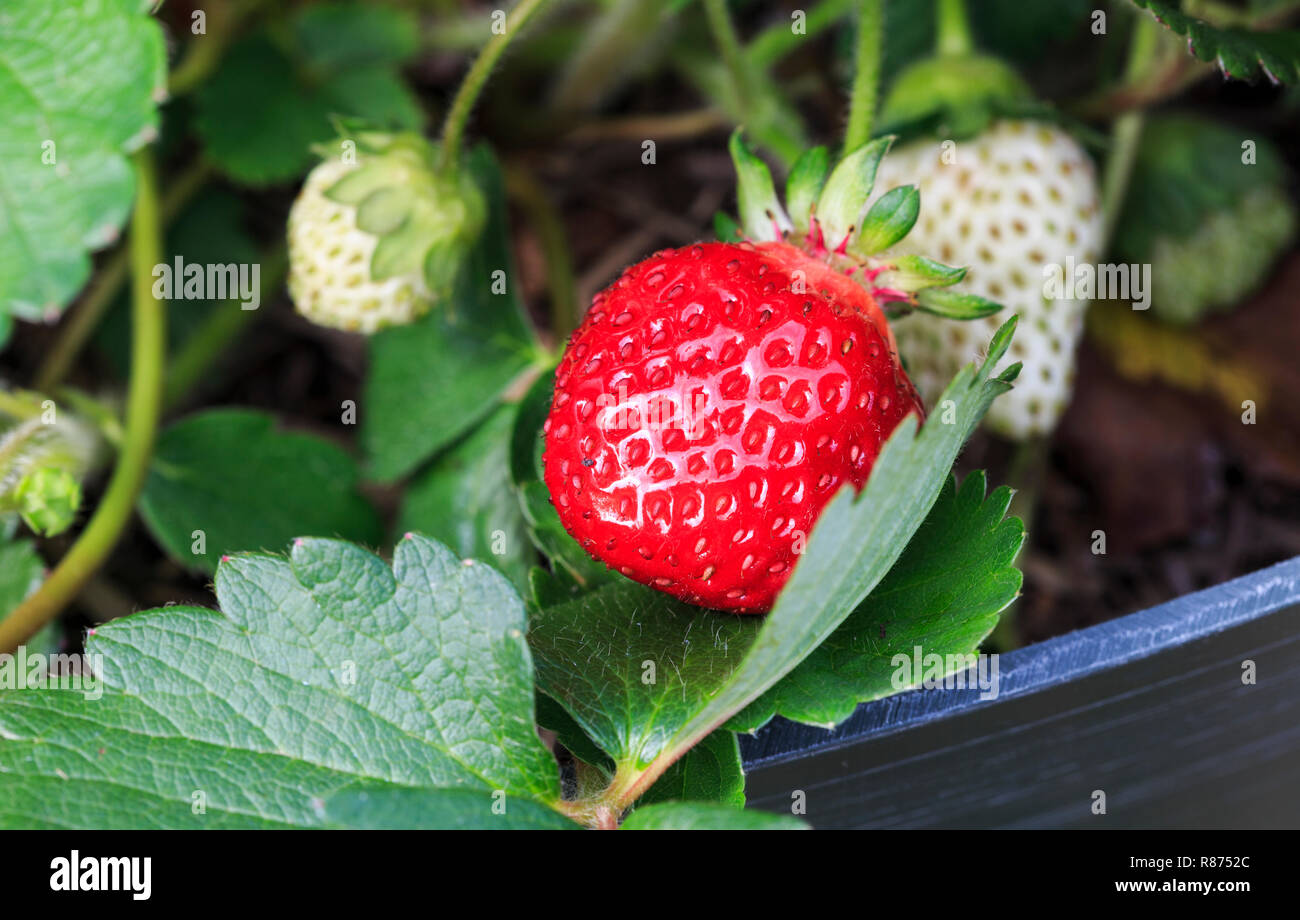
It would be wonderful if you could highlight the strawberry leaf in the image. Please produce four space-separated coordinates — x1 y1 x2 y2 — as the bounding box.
362 147 543 482
530 321 1020 795
0 534 43 620
0 0 165 330
1131 0 1300 83
621 802 806 830
636 730 746 808
0 535 568 828
195 3 421 185
730 471 1024 730
138 409 382 574
398 405 532 592
509 372 618 600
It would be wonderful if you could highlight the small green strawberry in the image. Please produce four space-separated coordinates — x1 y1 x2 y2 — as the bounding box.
287 131 485 334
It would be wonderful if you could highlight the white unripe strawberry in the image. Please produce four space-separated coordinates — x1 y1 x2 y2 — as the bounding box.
874 121 1103 439
287 134 484 334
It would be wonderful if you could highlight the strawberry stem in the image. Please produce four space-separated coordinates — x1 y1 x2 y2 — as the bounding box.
843 0 883 153
0 150 167 654
935 0 973 56
437 0 555 174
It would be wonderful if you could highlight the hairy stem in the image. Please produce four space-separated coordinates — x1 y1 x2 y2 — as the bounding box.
843 0 883 152
437 0 555 173
0 150 166 654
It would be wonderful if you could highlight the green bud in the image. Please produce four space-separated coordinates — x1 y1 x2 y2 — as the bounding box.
15 467 81 537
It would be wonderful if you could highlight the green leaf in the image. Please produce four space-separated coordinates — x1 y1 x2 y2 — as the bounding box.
508 371 617 600
637 730 746 808
398 406 532 592
293 1 418 71
319 785 579 829
0 536 43 619
0 0 165 325
0 535 564 828
195 4 422 186
731 471 1024 730
852 184 920 255
530 322 1020 790
535 691 614 771
529 580 761 767
621 802 807 830
1131 0 1300 83
138 409 381 574
915 287 1004 319
816 137 893 248
362 147 540 482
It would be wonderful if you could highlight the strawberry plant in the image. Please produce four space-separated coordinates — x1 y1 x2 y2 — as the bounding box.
1 0 1298 831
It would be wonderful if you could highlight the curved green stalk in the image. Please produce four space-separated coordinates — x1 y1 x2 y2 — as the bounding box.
437 0 555 173
844 0 883 152
0 150 166 654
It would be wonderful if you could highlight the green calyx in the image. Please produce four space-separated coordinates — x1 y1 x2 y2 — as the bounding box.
0 390 104 538
318 131 487 295
722 130 1002 321
878 53 1033 139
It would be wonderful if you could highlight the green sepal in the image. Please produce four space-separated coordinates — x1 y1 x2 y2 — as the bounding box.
915 286 1004 320
878 255 967 292
317 130 487 288
785 146 830 234
728 129 790 241
816 136 893 249
354 186 412 236
852 185 920 256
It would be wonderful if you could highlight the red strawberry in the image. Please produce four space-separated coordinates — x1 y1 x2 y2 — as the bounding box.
543 239 923 613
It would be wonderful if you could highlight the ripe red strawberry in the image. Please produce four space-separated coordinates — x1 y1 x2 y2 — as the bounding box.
543 240 923 613
543 132 1000 613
